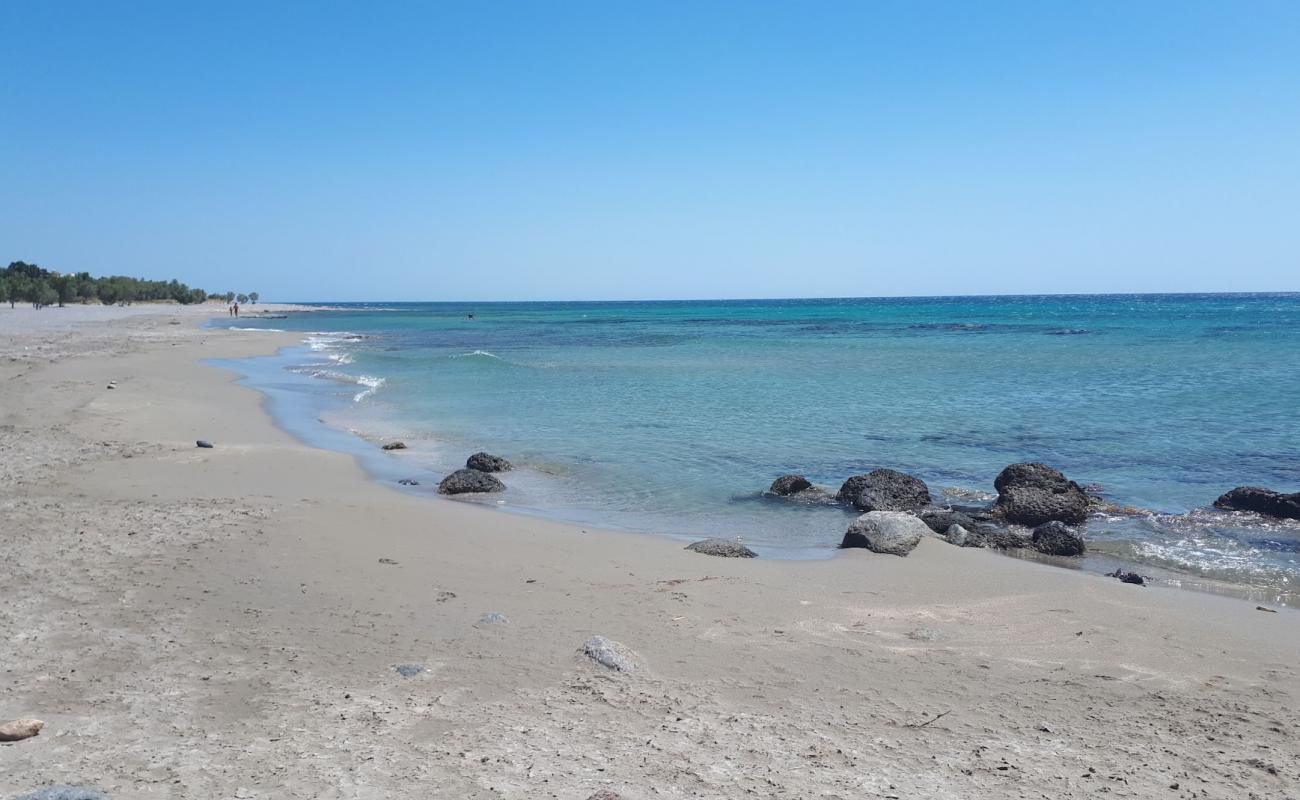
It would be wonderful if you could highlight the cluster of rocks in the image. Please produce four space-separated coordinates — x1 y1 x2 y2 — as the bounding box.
766 461 1091 559
437 452 514 495
1213 486 1300 520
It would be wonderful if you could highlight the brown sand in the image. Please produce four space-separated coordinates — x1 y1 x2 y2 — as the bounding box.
1 306 1297 799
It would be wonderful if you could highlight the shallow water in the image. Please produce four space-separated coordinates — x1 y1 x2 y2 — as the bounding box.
215 295 1300 605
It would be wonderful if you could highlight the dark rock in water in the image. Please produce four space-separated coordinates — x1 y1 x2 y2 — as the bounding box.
1106 569 1146 586
768 474 812 496
467 451 513 472
685 538 757 558
837 469 931 512
984 527 1033 550
397 478 420 486
582 635 638 672
381 441 407 451
15 788 111 800
195 440 214 448
994 464 1091 526
920 509 977 535
438 468 505 495
841 511 929 556
394 663 424 677
1031 521 1086 556
994 462 1077 494
1213 486 1300 520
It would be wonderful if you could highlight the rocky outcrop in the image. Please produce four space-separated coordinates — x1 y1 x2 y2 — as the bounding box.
1031 520 1085 556
993 463 1090 526
768 474 812 496
840 511 929 556
836 469 931 512
437 468 505 495
467 452 513 472
685 538 757 558
1213 486 1300 520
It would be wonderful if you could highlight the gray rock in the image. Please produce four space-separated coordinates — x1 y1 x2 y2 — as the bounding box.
1214 486 1300 520
920 509 976 534
685 538 757 558
840 511 930 556
195 440 213 448
1031 520 1086 556
467 452 513 472
768 474 812 495
15 789 110 800
394 663 424 677
438 468 505 495
582 635 638 672
944 523 980 547
837 469 931 512
381 441 407 451
478 612 510 625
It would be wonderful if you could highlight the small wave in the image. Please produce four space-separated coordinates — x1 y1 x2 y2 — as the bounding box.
328 352 355 365
228 326 285 332
353 375 385 402
1046 328 1092 336
451 350 503 360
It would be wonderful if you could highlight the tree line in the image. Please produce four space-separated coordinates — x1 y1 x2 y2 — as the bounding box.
1 261 259 309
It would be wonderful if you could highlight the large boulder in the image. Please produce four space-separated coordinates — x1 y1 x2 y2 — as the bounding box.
768 474 812 496
466 452 513 472
685 538 757 558
1031 521 1085 556
993 463 1090 526
438 468 505 495
840 511 929 556
1213 486 1300 520
836 469 931 512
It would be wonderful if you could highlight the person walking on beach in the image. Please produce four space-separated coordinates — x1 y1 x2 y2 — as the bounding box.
233 302 239 317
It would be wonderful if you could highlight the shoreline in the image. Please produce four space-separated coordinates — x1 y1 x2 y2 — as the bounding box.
2 307 1299 798
212 317 1300 607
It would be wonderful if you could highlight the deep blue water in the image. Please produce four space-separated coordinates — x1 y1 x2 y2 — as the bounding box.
216 294 1300 603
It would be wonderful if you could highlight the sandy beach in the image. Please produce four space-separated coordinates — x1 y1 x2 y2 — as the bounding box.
2 305 1298 799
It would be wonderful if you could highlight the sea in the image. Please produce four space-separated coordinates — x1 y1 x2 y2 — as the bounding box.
212 294 1300 605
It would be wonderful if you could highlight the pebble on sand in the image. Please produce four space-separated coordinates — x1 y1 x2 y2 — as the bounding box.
685 538 757 558
394 663 425 677
582 635 638 672
0 718 44 742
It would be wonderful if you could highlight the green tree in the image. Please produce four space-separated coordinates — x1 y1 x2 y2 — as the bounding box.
236 293 249 304
248 291 259 304
0 277 9 307
35 281 58 308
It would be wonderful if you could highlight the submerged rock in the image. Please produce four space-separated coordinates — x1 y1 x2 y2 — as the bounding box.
840 511 929 556
1213 486 1300 520
467 452 513 472
381 441 407 451
685 538 757 558
438 468 505 495
837 469 931 512
1031 520 1086 556
768 474 812 496
582 635 638 672
994 462 1077 494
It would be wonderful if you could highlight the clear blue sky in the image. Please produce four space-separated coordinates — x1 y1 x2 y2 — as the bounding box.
3 1 1298 301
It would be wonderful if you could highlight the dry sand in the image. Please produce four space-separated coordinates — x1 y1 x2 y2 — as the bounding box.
1 305 1298 799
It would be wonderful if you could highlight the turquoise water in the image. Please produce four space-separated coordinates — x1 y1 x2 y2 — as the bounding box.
217 295 1300 603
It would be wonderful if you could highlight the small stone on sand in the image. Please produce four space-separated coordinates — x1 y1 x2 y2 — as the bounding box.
0 718 44 742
